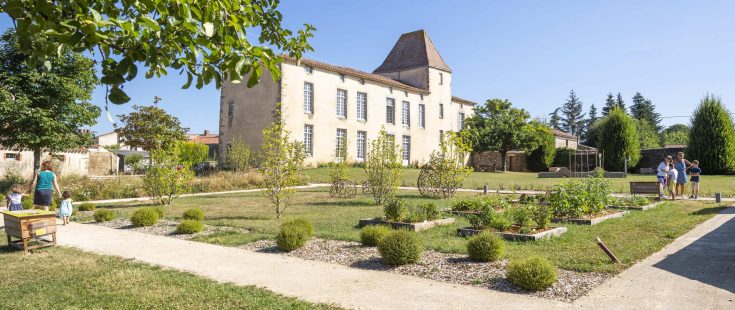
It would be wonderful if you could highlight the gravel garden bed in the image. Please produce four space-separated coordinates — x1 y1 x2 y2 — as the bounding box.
88 218 248 240
240 238 611 302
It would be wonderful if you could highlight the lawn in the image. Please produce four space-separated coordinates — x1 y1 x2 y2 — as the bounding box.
87 188 726 273
0 236 339 310
302 167 735 196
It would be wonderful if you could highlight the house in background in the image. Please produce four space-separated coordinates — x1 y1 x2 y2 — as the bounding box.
187 130 219 159
0 146 119 178
218 30 476 166
552 129 579 149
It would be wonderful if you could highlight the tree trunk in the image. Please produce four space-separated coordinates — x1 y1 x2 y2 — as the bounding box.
32 147 42 176
500 151 508 172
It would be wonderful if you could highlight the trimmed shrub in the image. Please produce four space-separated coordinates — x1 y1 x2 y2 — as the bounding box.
360 225 391 246
130 208 160 227
276 221 311 252
507 256 558 291
182 208 205 221
377 230 423 265
687 94 735 174
467 232 505 262
93 209 115 222
176 220 204 234
78 202 96 211
153 206 165 218
597 107 640 171
383 200 408 222
284 218 314 236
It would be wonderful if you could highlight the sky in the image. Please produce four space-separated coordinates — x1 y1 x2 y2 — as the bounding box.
1 0 734 134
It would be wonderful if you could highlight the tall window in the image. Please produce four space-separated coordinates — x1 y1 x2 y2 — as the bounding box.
439 103 444 119
418 104 425 128
458 112 465 130
304 125 313 157
357 92 367 121
439 130 444 145
337 89 347 118
357 131 366 160
402 135 411 162
386 98 395 124
402 101 410 126
304 83 313 113
336 128 347 160
227 101 234 126
439 73 443 85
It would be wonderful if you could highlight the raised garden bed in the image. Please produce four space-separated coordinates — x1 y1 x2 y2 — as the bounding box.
440 208 481 216
609 201 664 211
358 217 455 231
457 226 568 241
551 210 629 225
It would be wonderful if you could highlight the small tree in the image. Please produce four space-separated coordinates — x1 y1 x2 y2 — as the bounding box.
364 128 402 204
177 141 209 168
144 148 194 205
226 136 253 171
597 107 640 171
259 117 305 219
526 122 557 172
124 153 145 174
116 103 188 151
329 137 357 198
661 124 690 146
417 131 472 198
687 95 735 174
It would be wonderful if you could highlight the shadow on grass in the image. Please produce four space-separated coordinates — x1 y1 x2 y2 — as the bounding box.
305 200 374 207
689 206 729 216
205 215 273 221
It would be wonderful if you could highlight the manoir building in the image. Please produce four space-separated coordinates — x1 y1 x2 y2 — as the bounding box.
218 30 476 166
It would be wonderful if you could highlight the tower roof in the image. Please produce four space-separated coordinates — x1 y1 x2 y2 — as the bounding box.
373 30 451 73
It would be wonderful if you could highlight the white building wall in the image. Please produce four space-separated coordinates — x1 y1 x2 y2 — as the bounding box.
0 149 89 178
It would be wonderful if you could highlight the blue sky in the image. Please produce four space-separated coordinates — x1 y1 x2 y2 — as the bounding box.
2 1 734 134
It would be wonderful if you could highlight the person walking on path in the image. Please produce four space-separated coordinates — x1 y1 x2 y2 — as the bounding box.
58 190 73 225
656 155 672 199
674 151 691 198
28 161 62 211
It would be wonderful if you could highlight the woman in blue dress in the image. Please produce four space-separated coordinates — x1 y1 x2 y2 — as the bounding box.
674 151 691 198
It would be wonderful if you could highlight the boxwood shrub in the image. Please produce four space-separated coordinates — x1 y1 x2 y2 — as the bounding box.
506 256 558 291
384 200 408 222
276 220 313 252
285 218 314 236
93 209 115 222
130 208 160 227
467 232 505 262
378 230 423 265
153 206 165 218
182 208 205 221
360 225 391 246
176 220 204 234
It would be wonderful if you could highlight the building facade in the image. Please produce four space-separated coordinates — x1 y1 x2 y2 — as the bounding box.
219 30 475 166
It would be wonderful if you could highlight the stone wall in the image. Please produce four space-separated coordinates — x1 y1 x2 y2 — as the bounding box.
637 146 686 172
88 149 119 176
471 151 527 172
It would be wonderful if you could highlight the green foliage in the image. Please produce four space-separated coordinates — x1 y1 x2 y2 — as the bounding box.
177 141 209 167
130 208 160 227
384 200 409 222
417 131 472 198
78 203 96 211
0 31 99 168
508 205 533 232
93 209 115 222
359 225 392 247
384 200 439 223
176 220 204 234
124 154 145 174
2 0 315 104
408 202 439 223
596 107 640 171
526 122 557 172
275 220 312 252
464 99 541 171
0 169 26 193
547 175 611 218
284 218 314 236
529 204 553 229
144 148 194 205
377 230 423 265
630 92 662 131
117 104 188 151
21 195 33 209
635 119 661 149
507 256 558 291
467 206 512 231
259 115 306 219
552 147 574 168
687 95 735 174
559 90 586 136
226 136 252 171
661 124 690 146
364 128 402 204
467 232 505 262
182 208 205 221
152 206 164 218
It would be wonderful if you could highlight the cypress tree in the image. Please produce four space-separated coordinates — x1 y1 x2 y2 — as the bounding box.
616 92 626 112
582 104 598 144
548 108 562 130
560 90 585 136
602 93 616 116
687 95 735 174
597 107 640 171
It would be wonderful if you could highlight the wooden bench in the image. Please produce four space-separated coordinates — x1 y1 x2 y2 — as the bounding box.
639 168 655 175
630 181 661 199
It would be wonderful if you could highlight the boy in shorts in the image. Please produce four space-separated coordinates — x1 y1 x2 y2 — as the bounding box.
689 160 701 199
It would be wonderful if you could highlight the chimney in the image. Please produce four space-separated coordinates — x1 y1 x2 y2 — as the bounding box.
203 130 209 136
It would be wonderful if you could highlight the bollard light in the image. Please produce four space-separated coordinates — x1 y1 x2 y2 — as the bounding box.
715 192 721 204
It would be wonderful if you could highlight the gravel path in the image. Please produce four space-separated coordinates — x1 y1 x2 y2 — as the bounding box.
241 238 611 302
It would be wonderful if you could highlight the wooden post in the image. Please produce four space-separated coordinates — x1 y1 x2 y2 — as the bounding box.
596 237 620 263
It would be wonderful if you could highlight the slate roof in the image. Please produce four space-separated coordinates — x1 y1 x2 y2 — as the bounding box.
374 30 451 73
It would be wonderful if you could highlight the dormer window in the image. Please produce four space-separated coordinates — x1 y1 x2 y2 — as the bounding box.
339 74 345 82
389 87 393 94
404 91 408 97
305 66 313 74
359 79 365 85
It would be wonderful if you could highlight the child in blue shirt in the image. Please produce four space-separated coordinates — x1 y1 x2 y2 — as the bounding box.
58 191 73 225
689 160 702 199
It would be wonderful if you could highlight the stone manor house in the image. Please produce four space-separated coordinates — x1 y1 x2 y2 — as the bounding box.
219 30 476 166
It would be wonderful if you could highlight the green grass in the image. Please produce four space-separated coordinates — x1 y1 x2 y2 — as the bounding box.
302 167 735 196
0 237 339 309
90 188 726 273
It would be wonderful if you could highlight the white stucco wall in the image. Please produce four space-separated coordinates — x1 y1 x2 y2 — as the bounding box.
0 149 89 178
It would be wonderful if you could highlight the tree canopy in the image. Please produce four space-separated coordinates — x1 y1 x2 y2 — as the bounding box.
525 121 556 172
630 92 662 131
661 124 690 146
560 90 585 136
687 95 735 174
1 0 315 104
0 30 99 168
596 107 640 171
116 103 188 151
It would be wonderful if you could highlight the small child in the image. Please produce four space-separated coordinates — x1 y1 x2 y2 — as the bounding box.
689 160 702 199
668 163 678 200
58 191 73 225
5 184 24 211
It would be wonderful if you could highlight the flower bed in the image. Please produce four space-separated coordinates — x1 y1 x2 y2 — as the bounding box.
457 226 567 241
361 200 455 231
358 217 455 231
551 209 629 225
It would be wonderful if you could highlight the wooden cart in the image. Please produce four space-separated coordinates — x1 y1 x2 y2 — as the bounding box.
2 210 57 253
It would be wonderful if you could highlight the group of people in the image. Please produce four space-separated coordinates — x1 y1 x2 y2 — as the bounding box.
4 161 74 225
656 152 702 200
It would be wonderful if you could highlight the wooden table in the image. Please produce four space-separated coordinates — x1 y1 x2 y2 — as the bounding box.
2 210 57 253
